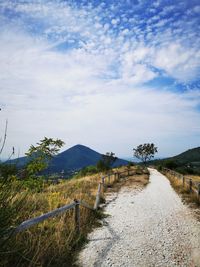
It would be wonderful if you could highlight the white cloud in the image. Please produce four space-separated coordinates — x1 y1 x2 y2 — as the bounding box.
0 0 200 159
111 18 120 25
153 43 200 82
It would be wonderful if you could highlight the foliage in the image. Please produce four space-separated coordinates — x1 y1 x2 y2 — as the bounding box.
133 143 158 166
128 161 135 167
0 163 17 179
25 137 64 176
22 177 46 192
163 160 178 170
75 165 99 178
97 152 117 171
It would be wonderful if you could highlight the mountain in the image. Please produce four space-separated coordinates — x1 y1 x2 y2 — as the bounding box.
9 144 129 174
48 144 102 173
171 147 200 164
152 147 200 174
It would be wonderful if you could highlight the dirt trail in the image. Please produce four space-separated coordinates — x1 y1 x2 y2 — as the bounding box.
78 169 200 267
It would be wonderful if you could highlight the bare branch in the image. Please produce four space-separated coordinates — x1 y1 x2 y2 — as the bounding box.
0 120 8 155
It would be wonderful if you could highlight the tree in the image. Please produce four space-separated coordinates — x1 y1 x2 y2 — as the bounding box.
164 160 178 170
97 152 117 171
25 137 64 176
133 143 158 166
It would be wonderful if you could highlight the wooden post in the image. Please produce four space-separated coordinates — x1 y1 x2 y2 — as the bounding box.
189 179 193 193
198 183 200 200
127 169 130 176
102 176 105 186
94 183 101 210
115 172 118 181
74 199 80 234
182 176 185 187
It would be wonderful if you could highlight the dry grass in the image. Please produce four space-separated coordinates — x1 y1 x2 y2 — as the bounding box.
2 166 149 267
185 175 200 183
164 171 200 207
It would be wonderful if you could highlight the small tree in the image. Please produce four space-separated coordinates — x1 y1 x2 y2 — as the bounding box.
133 143 158 166
25 137 64 177
97 152 117 172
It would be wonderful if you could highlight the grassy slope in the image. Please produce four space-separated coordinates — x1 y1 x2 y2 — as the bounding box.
163 171 200 208
2 166 149 267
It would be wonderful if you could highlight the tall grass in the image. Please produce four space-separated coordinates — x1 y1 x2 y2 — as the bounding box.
1 166 146 266
1 173 102 266
164 171 200 206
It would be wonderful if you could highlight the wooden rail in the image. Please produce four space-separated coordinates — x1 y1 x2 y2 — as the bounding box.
162 167 200 200
15 168 131 234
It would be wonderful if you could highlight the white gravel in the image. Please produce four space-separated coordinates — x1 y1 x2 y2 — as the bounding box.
78 169 200 267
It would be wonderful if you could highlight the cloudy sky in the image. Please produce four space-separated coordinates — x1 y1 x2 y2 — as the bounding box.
0 0 200 159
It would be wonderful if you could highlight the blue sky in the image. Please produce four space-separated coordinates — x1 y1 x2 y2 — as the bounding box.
0 0 200 159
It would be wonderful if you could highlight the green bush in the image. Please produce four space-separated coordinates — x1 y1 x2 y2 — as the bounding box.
22 177 46 192
164 160 178 169
75 165 99 178
0 163 17 179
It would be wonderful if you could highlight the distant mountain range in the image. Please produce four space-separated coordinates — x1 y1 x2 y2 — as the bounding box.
9 144 129 174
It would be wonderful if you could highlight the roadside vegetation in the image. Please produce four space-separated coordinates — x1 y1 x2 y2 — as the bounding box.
161 169 200 207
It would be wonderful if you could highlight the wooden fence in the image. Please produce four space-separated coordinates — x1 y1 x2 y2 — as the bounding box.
162 167 200 200
15 169 131 234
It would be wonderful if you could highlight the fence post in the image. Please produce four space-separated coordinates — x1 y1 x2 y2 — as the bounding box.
94 183 101 210
108 173 110 185
127 169 130 176
102 176 105 186
182 176 185 187
189 179 193 193
74 199 80 234
198 183 200 200
114 173 116 181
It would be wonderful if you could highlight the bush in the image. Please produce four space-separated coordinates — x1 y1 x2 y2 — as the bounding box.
0 163 17 179
75 165 99 178
157 165 162 171
22 177 46 192
164 160 178 170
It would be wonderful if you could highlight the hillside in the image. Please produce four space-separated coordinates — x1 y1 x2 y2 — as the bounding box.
9 144 128 174
152 147 200 174
171 147 200 163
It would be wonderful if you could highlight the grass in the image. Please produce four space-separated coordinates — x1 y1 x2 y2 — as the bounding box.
185 175 200 183
1 165 149 267
163 171 200 207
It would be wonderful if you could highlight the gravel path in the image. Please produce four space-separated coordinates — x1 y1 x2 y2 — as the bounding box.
78 169 200 267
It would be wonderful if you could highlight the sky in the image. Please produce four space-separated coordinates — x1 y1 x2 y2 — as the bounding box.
0 0 200 160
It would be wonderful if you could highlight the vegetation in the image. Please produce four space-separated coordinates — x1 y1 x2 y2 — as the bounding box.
25 137 65 177
74 165 99 178
152 147 200 175
0 164 148 267
96 152 117 171
162 170 200 206
133 143 158 166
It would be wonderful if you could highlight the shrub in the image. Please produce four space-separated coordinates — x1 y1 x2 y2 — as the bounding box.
75 165 99 178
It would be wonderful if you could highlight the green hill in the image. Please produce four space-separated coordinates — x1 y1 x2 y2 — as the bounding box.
171 147 200 164
152 147 200 174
